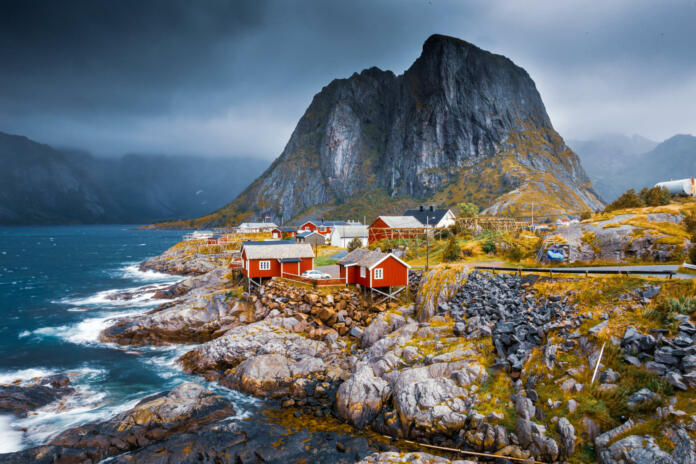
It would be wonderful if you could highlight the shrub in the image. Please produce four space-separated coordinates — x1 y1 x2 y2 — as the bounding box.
347 237 362 252
684 211 696 236
442 236 461 262
604 189 644 212
435 228 451 240
458 202 479 218
507 245 524 262
580 211 592 221
644 295 696 331
482 239 497 254
690 246 696 265
639 186 671 207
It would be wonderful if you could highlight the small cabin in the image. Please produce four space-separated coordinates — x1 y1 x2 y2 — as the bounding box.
337 248 410 288
295 230 326 247
299 220 347 235
271 227 297 239
241 242 314 279
330 224 369 248
368 216 425 244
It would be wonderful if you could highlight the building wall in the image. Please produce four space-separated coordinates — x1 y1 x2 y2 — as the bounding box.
281 261 300 276
300 222 317 232
369 218 425 244
370 256 408 288
368 218 389 244
331 233 368 248
300 257 314 273
246 258 281 278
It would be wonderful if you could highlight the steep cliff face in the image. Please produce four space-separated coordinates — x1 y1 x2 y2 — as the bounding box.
192 34 601 227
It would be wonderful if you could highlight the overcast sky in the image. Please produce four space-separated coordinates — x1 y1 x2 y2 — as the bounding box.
0 0 694 158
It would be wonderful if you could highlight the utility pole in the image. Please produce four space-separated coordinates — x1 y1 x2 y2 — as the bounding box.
531 202 535 230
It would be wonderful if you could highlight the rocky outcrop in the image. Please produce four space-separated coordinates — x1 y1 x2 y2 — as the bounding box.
0 374 74 417
2 383 235 463
542 211 689 263
187 34 601 227
139 246 219 275
100 270 250 345
178 318 346 403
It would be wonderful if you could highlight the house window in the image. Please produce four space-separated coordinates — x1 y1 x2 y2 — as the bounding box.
360 267 366 278
374 268 383 280
259 260 271 271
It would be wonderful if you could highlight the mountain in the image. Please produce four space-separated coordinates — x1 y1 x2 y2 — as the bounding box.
568 134 658 201
165 34 603 228
0 131 268 225
570 134 695 201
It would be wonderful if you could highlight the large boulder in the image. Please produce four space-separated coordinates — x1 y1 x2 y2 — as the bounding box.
0 374 74 417
336 364 390 427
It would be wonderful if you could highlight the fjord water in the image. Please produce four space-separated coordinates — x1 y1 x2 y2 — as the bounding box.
0 225 252 452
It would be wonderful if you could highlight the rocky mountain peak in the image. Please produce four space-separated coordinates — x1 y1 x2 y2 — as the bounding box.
182 35 602 228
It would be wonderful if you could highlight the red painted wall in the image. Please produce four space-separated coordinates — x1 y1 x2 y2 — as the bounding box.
370 256 408 287
300 257 313 273
300 222 317 232
281 261 300 276
368 218 425 244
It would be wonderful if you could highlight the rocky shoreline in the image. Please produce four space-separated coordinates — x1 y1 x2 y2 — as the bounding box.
3 245 695 463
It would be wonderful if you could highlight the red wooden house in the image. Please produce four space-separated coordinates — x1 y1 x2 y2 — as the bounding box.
368 216 425 244
271 227 297 239
299 220 347 236
241 243 314 288
337 248 410 300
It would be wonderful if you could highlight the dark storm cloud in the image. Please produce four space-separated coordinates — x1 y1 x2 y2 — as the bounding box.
0 0 693 157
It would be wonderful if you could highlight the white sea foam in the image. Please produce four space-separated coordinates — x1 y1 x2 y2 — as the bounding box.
0 367 58 385
0 415 23 453
119 264 180 283
32 308 149 346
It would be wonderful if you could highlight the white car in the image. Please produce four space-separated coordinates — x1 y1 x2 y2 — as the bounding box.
301 270 332 279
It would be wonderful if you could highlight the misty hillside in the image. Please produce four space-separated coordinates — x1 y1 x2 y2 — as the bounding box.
0 131 268 225
570 134 695 201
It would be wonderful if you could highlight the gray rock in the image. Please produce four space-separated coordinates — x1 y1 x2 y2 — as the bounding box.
336 364 390 427
589 320 609 335
671 427 696 464
604 435 675 464
626 389 660 410
600 368 621 383
557 418 576 458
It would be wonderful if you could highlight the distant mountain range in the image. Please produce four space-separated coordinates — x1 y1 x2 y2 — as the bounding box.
0 131 268 225
169 34 602 229
569 134 696 202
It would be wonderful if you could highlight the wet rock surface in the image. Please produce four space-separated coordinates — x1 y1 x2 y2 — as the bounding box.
1 383 236 463
0 374 74 417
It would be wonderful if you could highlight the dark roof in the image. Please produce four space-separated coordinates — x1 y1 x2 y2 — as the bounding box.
403 208 450 226
273 227 296 232
279 258 301 263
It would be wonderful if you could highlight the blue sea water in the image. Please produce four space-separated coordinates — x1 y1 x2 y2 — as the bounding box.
0 225 254 453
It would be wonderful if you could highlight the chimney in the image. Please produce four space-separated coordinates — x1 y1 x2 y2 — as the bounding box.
429 205 435 212
419 205 424 212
